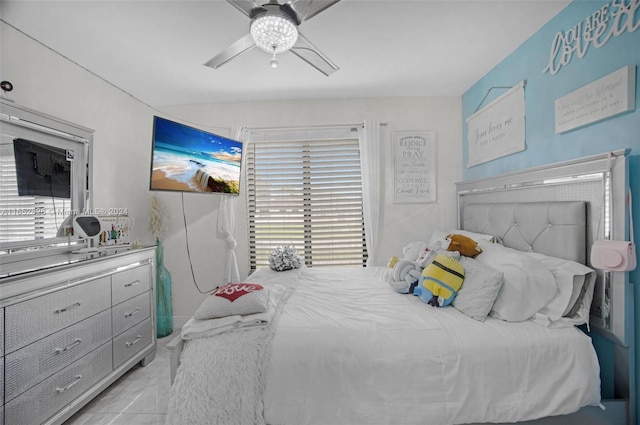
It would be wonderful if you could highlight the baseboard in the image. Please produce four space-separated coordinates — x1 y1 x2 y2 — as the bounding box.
173 315 189 333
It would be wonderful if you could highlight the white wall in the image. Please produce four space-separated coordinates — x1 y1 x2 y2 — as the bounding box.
163 98 462 320
1 22 462 322
1 23 159 246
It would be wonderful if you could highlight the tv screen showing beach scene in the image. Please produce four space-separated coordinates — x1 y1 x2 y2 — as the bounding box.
150 116 242 195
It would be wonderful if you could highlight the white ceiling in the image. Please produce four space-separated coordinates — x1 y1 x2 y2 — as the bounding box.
1 0 570 107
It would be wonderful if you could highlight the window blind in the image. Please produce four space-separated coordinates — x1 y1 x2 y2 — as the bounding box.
246 137 367 270
0 152 70 242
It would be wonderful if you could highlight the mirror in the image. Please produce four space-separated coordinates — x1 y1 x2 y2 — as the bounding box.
0 100 92 252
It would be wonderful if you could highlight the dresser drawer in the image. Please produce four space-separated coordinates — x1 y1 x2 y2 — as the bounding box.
112 291 150 337
112 265 151 305
5 309 112 402
113 317 152 369
4 342 112 425
5 276 111 353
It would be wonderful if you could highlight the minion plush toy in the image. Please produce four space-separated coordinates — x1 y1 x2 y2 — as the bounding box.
414 254 465 307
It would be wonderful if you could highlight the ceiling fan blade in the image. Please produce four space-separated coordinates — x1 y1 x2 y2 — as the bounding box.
204 33 256 69
290 32 339 76
226 0 262 17
287 0 341 22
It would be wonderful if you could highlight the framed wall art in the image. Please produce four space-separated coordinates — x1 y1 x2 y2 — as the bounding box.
393 130 437 204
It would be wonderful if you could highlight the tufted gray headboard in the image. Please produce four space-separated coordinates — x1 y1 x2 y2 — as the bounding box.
456 150 633 417
463 201 587 264
456 150 631 346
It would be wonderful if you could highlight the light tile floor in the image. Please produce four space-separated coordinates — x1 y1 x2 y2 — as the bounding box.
63 335 174 425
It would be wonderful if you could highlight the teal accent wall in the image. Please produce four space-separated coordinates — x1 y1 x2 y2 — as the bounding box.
461 0 640 420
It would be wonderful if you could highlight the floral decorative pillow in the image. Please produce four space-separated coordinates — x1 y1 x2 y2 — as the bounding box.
193 283 269 319
269 245 303 271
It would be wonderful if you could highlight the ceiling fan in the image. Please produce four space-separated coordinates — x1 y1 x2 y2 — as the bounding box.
204 0 341 76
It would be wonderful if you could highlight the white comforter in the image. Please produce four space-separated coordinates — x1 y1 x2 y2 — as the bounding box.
262 267 601 425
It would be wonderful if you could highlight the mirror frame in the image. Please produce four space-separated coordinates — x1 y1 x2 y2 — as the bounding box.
0 99 93 259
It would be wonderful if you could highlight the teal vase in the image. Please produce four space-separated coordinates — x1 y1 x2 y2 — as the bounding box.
155 241 173 338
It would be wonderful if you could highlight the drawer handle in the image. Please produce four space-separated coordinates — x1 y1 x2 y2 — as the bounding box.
54 302 81 314
56 375 82 393
126 335 142 347
54 338 82 354
124 308 141 318
124 280 141 288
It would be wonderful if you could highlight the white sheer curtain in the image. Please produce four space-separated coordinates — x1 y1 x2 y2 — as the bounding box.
358 119 382 266
217 126 249 283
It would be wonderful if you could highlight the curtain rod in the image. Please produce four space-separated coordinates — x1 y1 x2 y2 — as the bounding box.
248 122 389 132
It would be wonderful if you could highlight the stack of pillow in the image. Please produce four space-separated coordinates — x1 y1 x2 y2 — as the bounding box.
476 243 596 328
404 229 596 327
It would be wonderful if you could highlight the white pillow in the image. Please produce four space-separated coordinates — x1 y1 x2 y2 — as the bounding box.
521 251 596 327
530 274 596 328
452 257 504 321
428 228 497 246
521 252 595 317
194 283 269 319
475 242 557 322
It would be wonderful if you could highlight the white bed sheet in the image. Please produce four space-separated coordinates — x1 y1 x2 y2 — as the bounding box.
263 267 601 425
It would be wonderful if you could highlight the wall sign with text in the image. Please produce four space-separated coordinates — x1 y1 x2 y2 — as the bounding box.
466 81 526 167
555 65 636 133
393 131 437 204
543 0 639 75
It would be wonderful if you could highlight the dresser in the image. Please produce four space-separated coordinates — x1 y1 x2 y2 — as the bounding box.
0 247 157 425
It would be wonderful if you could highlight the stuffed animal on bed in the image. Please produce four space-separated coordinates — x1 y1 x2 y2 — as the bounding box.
416 241 442 268
383 241 431 294
385 241 463 294
414 253 465 307
443 233 482 258
384 256 423 294
402 241 429 263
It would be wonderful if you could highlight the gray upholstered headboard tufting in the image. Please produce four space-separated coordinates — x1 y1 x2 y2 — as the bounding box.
463 201 587 264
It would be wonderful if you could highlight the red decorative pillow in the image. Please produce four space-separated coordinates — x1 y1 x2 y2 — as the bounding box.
193 283 269 319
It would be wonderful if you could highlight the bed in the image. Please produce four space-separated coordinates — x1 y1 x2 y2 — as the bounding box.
166 151 633 425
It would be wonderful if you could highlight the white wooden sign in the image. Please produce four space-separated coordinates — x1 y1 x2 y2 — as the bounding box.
555 65 636 134
393 131 436 204
466 81 526 168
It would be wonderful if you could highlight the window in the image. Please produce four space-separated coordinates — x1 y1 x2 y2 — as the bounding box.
246 130 367 270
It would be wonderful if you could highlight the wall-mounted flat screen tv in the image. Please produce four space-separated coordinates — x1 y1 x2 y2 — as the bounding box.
149 116 242 195
13 138 72 198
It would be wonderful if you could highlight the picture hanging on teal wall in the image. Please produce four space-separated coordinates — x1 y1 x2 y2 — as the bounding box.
555 65 636 133
466 81 526 167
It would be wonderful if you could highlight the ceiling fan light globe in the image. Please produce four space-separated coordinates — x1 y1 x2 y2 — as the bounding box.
250 12 298 54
